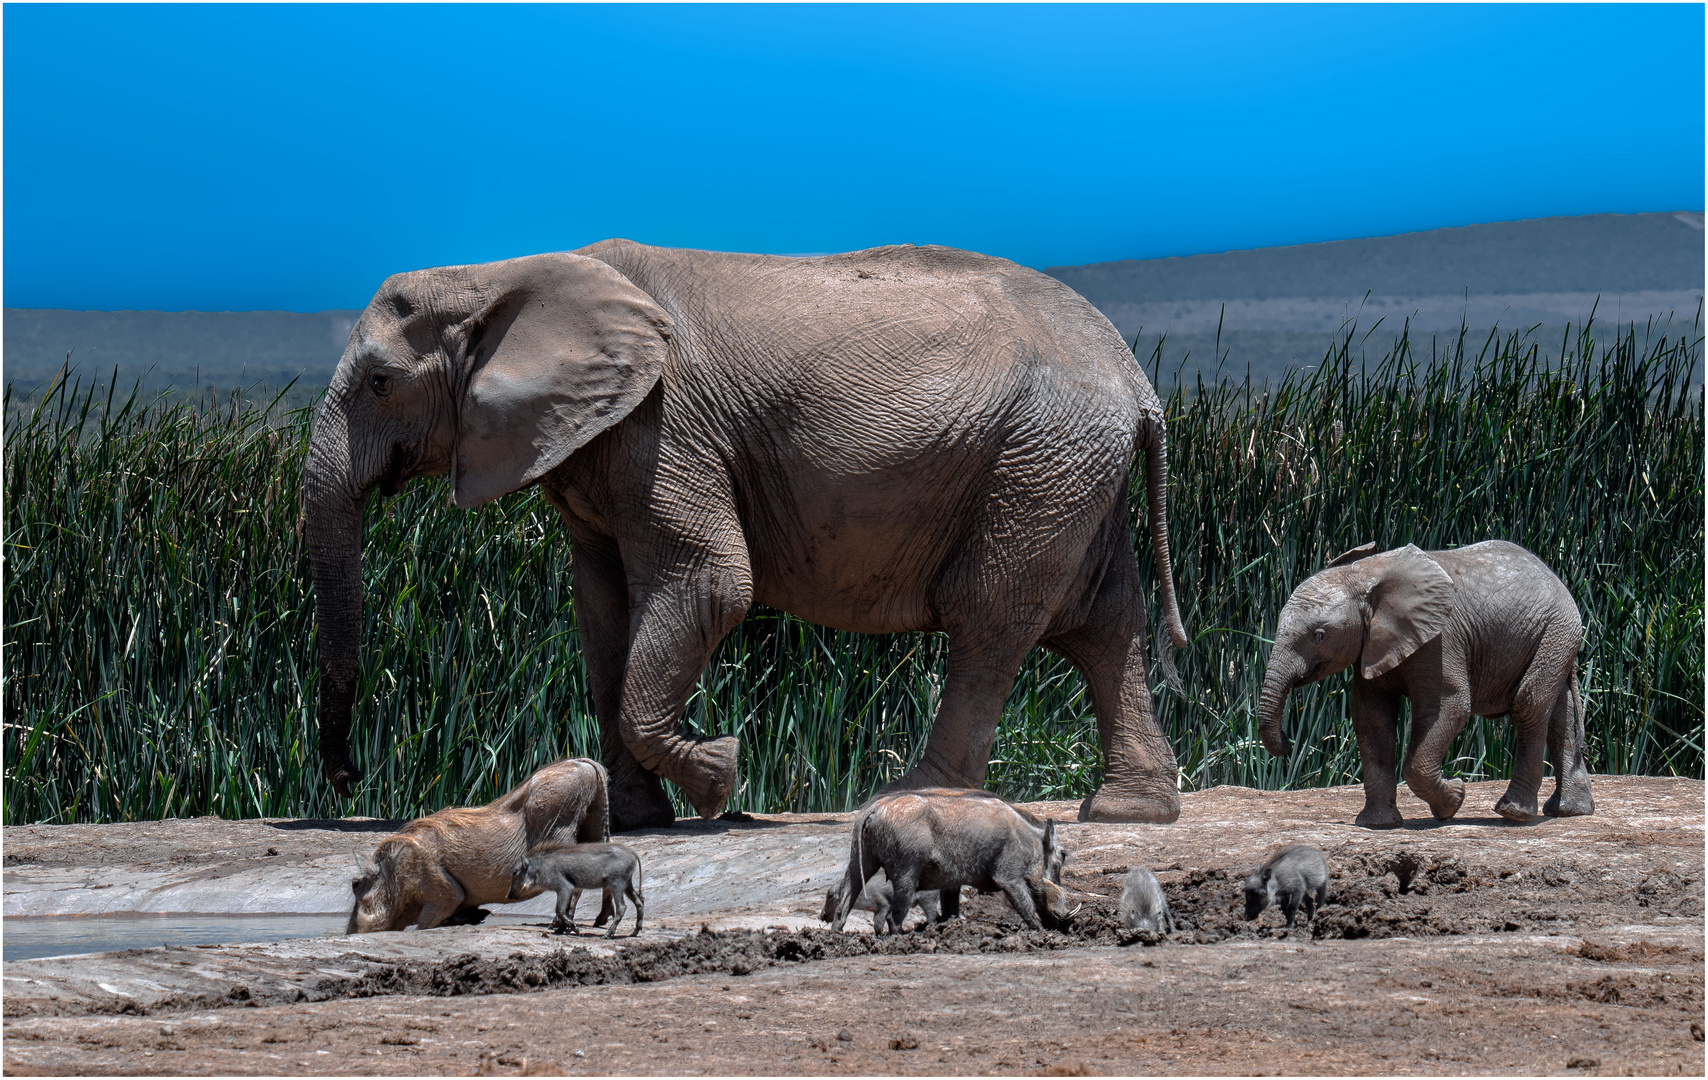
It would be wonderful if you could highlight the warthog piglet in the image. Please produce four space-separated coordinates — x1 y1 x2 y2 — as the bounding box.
513 842 645 938
1243 845 1329 928
819 869 956 930
1118 865 1176 933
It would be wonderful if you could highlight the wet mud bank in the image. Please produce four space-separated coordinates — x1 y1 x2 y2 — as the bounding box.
4 776 1703 1076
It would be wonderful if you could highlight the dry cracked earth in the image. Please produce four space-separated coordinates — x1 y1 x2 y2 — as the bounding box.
3 776 1702 1076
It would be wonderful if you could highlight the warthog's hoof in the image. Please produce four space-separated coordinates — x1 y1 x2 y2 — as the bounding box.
1077 787 1180 824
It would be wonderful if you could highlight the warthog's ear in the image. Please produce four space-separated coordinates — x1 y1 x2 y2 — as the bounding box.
1042 819 1058 850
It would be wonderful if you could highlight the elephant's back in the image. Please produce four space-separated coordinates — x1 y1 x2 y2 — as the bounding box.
578 239 1152 415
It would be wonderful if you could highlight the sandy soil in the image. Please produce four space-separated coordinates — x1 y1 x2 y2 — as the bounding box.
4 776 1702 1076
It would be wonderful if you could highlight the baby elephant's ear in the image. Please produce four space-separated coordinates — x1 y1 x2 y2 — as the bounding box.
1327 541 1380 567
1361 544 1454 680
452 253 672 509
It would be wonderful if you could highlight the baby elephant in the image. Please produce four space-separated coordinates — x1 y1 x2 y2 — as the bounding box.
1243 846 1329 928
1118 865 1176 933
513 843 645 938
1258 540 1593 828
830 788 1068 934
348 758 609 934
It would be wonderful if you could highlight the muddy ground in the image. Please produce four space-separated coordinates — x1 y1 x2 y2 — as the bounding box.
3 776 1703 1076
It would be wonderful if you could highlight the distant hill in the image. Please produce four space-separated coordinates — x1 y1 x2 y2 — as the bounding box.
2 309 358 401
4 212 1701 399
1046 211 1703 383
1048 211 1703 303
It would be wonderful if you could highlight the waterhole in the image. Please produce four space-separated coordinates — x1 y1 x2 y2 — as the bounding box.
2 913 545 962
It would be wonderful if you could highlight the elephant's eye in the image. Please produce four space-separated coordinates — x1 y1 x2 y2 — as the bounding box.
370 372 392 398
1312 629 1326 643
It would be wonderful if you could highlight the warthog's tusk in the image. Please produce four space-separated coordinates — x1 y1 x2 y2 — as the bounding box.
1068 903 1083 918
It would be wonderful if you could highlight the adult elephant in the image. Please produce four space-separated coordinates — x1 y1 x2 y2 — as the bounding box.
305 241 1188 830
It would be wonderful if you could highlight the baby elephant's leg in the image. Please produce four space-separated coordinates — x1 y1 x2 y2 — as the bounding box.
1544 679 1595 818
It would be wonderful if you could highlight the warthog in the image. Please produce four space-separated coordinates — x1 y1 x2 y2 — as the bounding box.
512 842 645 938
1243 845 1330 928
829 788 1069 933
348 758 608 933
1118 865 1176 933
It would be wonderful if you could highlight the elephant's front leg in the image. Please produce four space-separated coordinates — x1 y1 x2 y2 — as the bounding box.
618 562 752 820
1350 679 1404 829
1402 687 1472 821
569 535 677 832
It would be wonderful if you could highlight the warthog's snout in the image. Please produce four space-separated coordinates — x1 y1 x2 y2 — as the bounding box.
507 864 531 902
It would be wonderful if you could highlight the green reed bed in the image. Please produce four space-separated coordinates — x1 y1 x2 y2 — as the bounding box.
4 317 1701 824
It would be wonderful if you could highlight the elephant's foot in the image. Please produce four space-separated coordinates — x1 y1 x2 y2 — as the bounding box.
323 752 364 799
608 763 678 832
1420 778 1465 820
879 754 986 795
1493 790 1539 822
1354 804 1405 830
1078 785 1180 824
1543 782 1595 818
678 735 741 820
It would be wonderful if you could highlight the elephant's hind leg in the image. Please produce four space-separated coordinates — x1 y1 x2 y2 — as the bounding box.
1543 677 1595 817
1049 545 1180 824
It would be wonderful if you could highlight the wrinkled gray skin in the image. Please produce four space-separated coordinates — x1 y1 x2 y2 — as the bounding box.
1257 541 1594 829
511 843 644 938
1118 865 1175 933
1243 845 1329 928
818 869 951 931
304 243 1188 830
830 789 1069 933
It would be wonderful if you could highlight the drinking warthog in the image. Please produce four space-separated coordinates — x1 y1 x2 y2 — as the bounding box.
348 758 608 933
829 788 1069 933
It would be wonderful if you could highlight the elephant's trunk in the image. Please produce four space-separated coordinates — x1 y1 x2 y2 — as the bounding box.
304 406 370 797
1257 652 1303 757
1141 419 1189 650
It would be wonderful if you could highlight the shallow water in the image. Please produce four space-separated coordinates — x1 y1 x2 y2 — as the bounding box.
1 912 546 962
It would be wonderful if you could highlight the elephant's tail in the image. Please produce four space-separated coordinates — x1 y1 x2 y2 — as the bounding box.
1139 418 1189 651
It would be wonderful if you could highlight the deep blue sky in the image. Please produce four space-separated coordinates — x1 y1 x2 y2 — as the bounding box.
5 4 1702 312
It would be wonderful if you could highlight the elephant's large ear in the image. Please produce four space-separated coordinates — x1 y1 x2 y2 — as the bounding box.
452 253 671 509
1328 541 1379 567
1360 544 1454 680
